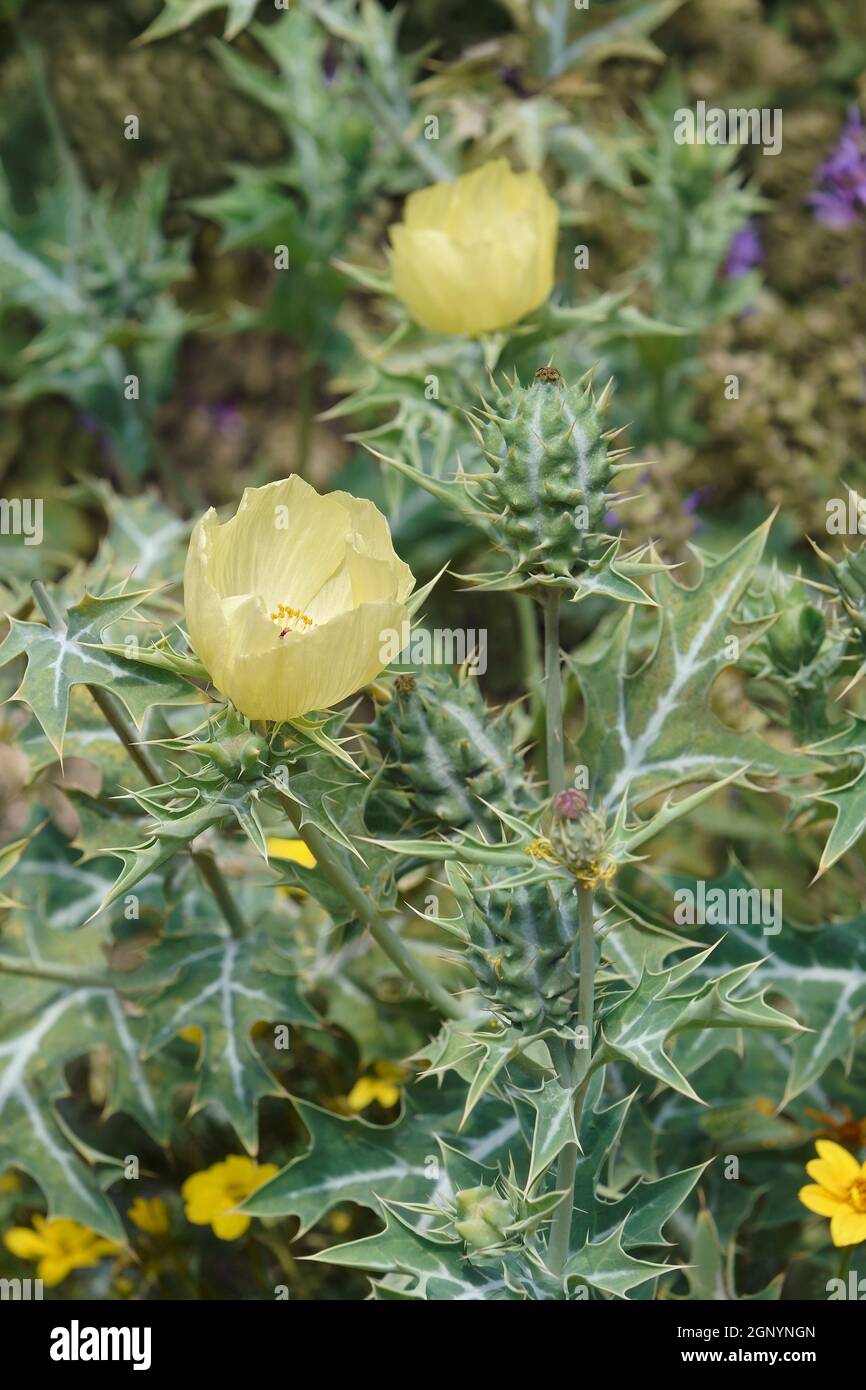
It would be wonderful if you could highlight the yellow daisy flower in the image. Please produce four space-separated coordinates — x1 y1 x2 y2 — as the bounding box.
128 1196 170 1236
181 1155 279 1241
799 1139 866 1247
346 1061 408 1113
4 1216 120 1287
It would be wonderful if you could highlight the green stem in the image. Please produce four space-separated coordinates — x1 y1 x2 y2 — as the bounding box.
277 793 463 1020
30 580 250 939
516 594 544 729
190 848 248 940
547 884 596 1277
838 1246 854 1284
543 588 566 797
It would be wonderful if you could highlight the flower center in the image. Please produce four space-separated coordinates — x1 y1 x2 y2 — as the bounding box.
849 1178 866 1213
269 603 314 638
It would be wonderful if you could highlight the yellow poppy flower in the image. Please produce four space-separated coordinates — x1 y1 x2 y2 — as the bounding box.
184 475 414 723
128 1196 170 1235
346 1061 407 1112
389 159 558 336
181 1155 279 1241
4 1215 120 1287
798 1139 866 1247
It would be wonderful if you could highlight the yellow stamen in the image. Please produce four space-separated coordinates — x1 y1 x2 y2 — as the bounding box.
269 603 314 637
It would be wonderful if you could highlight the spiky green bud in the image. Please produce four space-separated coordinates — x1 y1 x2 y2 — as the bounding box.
453 1186 515 1251
477 367 620 585
366 670 533 832
548 790 607 880
454 869 579 1028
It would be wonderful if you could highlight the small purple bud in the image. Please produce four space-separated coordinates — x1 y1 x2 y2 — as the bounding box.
552 789 589 820
725 223 762 278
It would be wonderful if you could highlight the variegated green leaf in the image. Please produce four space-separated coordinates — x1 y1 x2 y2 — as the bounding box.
563 1223 673 1298
572 519 813 810
0 591 203 755
133 932 316 1149
596 943 801 1101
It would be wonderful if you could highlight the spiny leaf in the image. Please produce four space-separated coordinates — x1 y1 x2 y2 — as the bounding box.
0 590 204 755
572 519 814 810
133 933 316 1150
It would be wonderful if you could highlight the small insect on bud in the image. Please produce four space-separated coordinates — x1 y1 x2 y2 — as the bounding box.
534 364 562 384
394 674 417 696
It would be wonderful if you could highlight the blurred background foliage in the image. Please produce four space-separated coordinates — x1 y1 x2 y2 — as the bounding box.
0 0 865 1300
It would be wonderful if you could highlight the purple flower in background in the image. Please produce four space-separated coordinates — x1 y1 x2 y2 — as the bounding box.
807 106 866 229
208 402 243 435
322 40 339 84
725 222 763 278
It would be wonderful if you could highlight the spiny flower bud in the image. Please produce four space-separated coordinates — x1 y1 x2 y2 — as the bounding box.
549 791 608 883
457 871 579 1028
453 1185 515 1251
366 670 532 831
765 604 826 676
474 366 625 587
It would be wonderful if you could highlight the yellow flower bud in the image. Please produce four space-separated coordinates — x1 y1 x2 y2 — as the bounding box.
184 476 414 723
389 159 558 336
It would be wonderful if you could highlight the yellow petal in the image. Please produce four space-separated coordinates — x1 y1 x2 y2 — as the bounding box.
38 1255 75 1287
4 1226 48 1260
371 1081 400 1108
267 838 317 869
346 1077 378 1112
814 1140 862 1189
210 1211 251 1241
184 477 414 722
129 1197 170 1235
389 159 557 336
830 1206 866 1247
798 1184 845 1217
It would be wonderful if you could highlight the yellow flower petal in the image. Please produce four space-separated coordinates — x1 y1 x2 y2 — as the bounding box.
798 1184 845 1217
830 1207 866 1247
346 1077 379 1112
814 1139 862 1186
184 476 414 723
805 1160 850 1198
267 838 317 869
4 1226 49 1261
38 1255 76 1287
210 1211 252 1241
389 159 558 336
129 1197 170 1235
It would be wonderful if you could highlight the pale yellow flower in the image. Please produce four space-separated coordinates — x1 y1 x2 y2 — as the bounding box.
184 475 414 723
4 1216 120 1287
181 1155 279 1241
799 1139 866 1246
389 159 558 336
128 1196 170 1236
